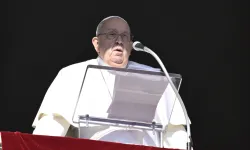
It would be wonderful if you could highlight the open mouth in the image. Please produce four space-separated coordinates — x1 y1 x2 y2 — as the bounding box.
113 47 123 52
112 48 123 56
115 49 123 52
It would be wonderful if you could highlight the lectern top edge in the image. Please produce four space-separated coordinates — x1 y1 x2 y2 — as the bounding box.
86 64 182 78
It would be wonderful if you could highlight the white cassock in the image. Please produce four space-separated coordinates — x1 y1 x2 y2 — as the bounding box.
32 57 191 149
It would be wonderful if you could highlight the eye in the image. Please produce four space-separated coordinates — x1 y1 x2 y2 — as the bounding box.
122 34 128 37
121 33 129 40
107 33 118 39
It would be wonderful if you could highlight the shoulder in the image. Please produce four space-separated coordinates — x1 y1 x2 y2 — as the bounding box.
58 58 97 75
128 60 162 72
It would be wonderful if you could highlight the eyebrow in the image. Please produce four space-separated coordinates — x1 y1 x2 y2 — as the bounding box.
104 29 130 34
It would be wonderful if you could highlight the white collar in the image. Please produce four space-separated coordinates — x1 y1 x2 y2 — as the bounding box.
97 56 108 66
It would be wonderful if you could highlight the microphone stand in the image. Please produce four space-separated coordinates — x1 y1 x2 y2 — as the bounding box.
134 43 192 150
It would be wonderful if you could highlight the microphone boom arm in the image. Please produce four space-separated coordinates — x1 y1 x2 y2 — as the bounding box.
133 42 192 150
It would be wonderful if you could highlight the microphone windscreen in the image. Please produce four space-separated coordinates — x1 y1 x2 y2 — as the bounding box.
132 41 145 51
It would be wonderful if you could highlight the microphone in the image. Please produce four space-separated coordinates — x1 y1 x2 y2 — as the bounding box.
133 41 192 150
132 41 145 51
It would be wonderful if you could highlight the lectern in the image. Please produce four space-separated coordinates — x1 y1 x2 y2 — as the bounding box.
71 65 183 147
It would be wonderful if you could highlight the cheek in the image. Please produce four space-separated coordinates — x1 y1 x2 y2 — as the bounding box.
125 45 132 55
99 40 112 50
101 47 113 58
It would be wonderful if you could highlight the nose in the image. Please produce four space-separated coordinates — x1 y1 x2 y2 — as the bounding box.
115 35 123 44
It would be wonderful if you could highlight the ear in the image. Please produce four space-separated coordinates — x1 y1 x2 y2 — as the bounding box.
92 37 99 53
128 41 133 55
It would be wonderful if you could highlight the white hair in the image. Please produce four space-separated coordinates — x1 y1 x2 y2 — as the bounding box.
95 16 130 36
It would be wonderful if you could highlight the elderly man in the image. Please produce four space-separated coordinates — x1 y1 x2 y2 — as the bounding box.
32 16 189 149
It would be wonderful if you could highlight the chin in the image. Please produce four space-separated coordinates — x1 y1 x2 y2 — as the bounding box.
108 57 128 68
109 61 127 68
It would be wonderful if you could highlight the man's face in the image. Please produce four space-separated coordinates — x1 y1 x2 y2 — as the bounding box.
92 18 132 68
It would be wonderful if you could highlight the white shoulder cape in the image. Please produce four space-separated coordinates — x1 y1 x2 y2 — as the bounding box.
32 58 190 128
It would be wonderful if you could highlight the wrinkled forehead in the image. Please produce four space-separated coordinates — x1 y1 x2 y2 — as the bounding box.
97 17 131 34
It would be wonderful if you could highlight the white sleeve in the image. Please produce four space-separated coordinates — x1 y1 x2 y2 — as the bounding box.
164 124 188 149
33 115 70 137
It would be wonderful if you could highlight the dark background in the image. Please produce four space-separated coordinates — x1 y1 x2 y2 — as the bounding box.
2 1 249 150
